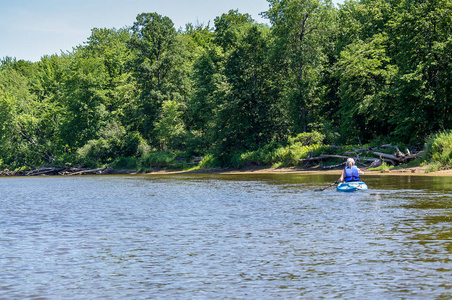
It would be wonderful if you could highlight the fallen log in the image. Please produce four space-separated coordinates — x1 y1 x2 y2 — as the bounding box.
322 162 346 169
67 167 107 176
0 169 24 176
296 154 349 163
380 144 394 148
372 151 404 162
296 157 323 163
26 167 64 176
319 154 350 159
1 165 114 176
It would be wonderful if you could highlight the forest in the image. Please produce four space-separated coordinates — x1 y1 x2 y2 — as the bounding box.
1 0 451 173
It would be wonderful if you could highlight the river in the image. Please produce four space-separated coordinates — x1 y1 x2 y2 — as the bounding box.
1 174 452 299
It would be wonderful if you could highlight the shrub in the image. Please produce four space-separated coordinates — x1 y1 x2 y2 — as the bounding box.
288 131 325 146
198 154 219 169
76 120 148 167
320 121 340 145
425 130 452 170
139 151 187 170
379 161 391 173
424 161 442 173
110 157 138 170
77 139 111 168
224 142 324 168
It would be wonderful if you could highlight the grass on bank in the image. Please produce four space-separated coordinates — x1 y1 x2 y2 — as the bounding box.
87 130 452 172
422 130 452 172
179 130 452 173
3 131 452 173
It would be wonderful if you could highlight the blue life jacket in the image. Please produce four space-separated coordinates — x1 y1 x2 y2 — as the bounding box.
345 165 360 182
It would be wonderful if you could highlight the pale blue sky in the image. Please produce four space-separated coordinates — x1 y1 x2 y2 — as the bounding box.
0 0 343 62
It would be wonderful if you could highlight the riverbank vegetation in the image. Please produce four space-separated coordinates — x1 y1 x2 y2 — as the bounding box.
1 0 451 174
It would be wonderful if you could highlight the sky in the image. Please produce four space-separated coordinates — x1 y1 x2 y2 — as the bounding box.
0 0 343 62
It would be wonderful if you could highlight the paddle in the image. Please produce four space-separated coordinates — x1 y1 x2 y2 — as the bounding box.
313 159 382 192
314 181 339 192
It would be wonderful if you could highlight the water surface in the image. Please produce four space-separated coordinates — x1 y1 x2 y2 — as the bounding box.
1 174 452 299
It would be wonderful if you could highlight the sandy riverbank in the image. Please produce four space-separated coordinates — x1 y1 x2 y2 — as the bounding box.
146 165 452 177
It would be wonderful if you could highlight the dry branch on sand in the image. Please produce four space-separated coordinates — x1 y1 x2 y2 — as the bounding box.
0 166 114 176
296 144 425 168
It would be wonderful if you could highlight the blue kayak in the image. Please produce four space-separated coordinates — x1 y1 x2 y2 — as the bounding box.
337 181 368 192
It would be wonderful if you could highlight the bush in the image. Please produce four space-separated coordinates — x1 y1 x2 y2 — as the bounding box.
198 154 220 169
122 132 142 157
77 139 111 167
288 131 325 146
221 142 325 168
139 151 187 170
379 161 391 173
76 121 148 167
320 121 340 145
425 130 452 170
425 161 442 173
110 157 138 170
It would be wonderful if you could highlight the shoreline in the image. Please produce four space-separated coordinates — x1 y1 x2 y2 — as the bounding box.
2 165 452 177
144 165 452 177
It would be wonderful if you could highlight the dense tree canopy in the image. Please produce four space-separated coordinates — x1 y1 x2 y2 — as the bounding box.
1 0 451 169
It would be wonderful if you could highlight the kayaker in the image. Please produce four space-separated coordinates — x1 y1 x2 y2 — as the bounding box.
338 158 364 182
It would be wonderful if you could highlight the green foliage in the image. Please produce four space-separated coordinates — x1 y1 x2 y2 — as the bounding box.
110 156 139 170
214 9 255 49
76 121 148 167
264 0 336 133
288 131 325 146
198 154 220 169
128 12 190 142
425 131 452 170
210 23 287 162
0 65 56 166
424 161 443 173
378 161 392 173
336 34 397 143
154 99 186 151
387 0 452 142
224 142 324 168
319 121 341 145
139 151 187 170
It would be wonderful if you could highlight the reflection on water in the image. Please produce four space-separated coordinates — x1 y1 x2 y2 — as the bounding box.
1 174 452 299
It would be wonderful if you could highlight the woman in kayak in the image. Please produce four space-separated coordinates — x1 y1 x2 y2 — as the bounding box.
338 158 364 182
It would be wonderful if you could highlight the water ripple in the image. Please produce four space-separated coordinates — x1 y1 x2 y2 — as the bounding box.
1 175 452 299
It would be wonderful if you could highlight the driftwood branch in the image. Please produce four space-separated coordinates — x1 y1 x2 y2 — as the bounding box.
296 154 349 163
372 151 401 163
67 167 107 176
26 167 65 176
322 162 346 169
296 143 422 168
0 166 112 176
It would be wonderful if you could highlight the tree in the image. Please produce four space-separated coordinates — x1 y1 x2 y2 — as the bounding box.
387 0 452 142
211 24 285 161
336 34 397 143
214 9 254 50
128 13 189 141
81 27 137 131
0 65 56 166
264 0 336 134
59 27 141 159
154 99 186 151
